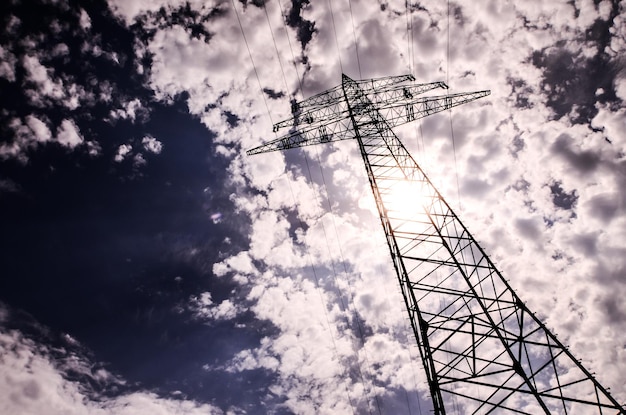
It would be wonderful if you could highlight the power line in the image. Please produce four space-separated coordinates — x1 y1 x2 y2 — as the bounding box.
302 153 377 415
406 1 425 177
312 145 383 415
235 2 360 411
275 0 305 97
271 3 380 412
260 3 370 411
283 170 359 415
231 0 274 126
405 0 414 75
328 0 344 73
347 0 362 78
446 0 462 211
262 1 290 96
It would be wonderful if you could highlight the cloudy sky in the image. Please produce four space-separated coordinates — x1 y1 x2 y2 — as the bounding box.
1 0 625 414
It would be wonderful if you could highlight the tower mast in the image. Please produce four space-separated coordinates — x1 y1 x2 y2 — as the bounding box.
247 74 625 414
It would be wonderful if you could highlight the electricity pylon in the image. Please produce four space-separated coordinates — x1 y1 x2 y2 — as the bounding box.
247 74 626 415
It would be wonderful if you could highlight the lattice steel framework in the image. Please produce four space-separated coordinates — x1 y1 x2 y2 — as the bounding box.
246 74 625 415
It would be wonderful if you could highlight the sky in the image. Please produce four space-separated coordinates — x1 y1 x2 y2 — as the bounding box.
0 0 625 414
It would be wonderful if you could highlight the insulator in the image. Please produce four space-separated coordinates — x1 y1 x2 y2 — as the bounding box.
291 101 300 114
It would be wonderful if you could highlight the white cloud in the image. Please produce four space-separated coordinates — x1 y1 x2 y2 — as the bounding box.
50 43 70 57
86 140 102 157
23 55 65 104
56 119 83 149
189 292 240 321
212 251 256 278
614 76 626 101
248 209 301 266
114 144 132 162
0 328 226 415
142 135 163 154
0 115 53 162
79 8 91 30
133 152 147 168
0 45 17 81
26 115 52 143
22 52 94 111
110 98 146 122
107 0 202 24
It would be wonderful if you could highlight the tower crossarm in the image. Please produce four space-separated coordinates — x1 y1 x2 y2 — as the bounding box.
293 74 415 112
376 90 490 130
271 81 450 132
246 116 356 155
366 81 449 107
249 79 487 156
270 98 349 132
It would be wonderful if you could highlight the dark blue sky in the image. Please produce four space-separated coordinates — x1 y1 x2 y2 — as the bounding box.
0 1 269 409
0 87 265 405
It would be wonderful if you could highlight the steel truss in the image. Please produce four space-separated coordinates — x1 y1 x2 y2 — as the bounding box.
247 74 625 415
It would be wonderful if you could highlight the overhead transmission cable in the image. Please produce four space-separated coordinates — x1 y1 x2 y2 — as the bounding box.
302 154 378 415
441 4 463 412
347 0 362 78
400 3 450 413
275 0 304 95
306 4 385 412
312 146 383 415
234 1 360 412
262 1 290 96
329 10 386 412
446 0 462 210
265 2 376 412
405 0 414 75
248 2 415 413
283 171 358 415
272 1 378 409
307 2 381 411
405 1 426 170
232 0 274 126
402 10 427 411
328 0 344 73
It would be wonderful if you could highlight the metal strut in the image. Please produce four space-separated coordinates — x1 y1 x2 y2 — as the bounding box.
247 73 626 415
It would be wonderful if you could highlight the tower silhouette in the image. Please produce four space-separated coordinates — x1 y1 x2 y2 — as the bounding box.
247 74 625 414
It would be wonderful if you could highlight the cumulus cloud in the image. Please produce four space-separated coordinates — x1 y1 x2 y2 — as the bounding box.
114 144 132 162
110 98 148 122
0 2 161 165
188 292 240 321
26 115 52 143
0 45 17 81
0 327 226 415
56 119 84 149
107 0 199 24
142 135 163 154
22 55 66 105
0 115 53 162
79 8 91 30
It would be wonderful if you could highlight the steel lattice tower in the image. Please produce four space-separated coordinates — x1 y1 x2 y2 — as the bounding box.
247 74 626 415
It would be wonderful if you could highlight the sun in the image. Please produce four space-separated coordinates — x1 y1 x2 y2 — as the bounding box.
384 179 429 220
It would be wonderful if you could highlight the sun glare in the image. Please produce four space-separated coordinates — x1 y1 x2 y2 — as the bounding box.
385 179 429 219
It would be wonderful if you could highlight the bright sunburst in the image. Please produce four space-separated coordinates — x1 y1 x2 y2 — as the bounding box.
385 179 429 219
